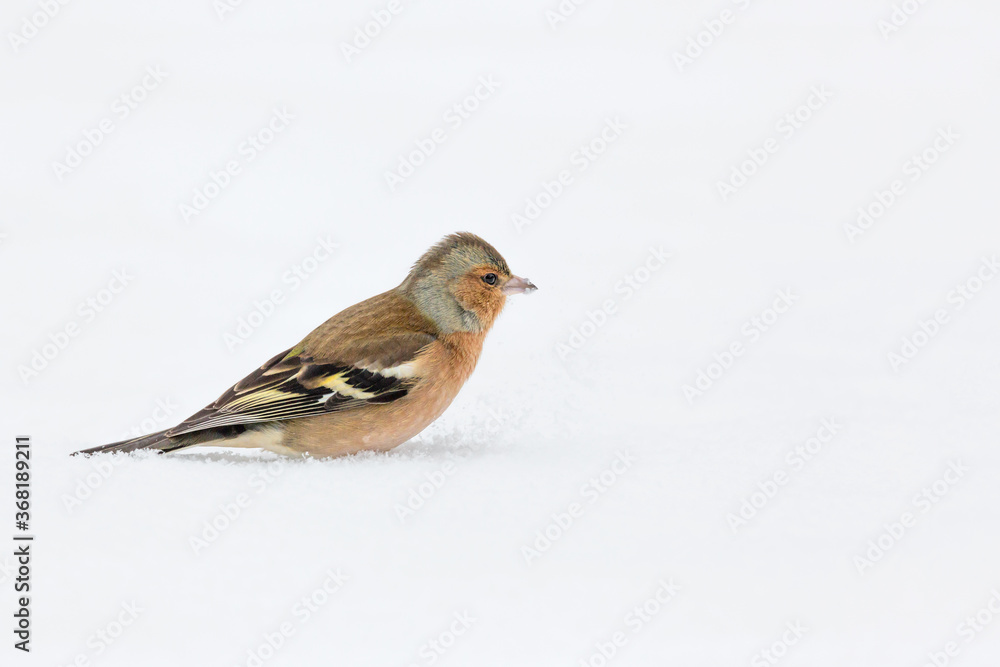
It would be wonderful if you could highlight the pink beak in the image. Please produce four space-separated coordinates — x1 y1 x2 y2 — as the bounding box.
503 275 538 295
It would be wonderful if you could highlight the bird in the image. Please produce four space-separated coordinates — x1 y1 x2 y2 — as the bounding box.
73 232 536 458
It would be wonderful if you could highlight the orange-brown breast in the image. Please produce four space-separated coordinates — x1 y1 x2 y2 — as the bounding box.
280 330 487 457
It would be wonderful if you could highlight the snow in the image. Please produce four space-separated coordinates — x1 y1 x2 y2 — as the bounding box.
2 1 1000 665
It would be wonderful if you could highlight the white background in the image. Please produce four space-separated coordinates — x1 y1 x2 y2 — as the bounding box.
2 1 1000 665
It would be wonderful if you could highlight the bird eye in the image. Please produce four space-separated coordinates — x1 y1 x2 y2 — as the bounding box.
482 273 498 285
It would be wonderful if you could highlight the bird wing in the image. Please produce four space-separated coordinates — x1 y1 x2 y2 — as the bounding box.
165 332 435 436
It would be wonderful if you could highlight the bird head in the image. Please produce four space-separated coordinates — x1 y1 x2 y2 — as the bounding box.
400 232 537 334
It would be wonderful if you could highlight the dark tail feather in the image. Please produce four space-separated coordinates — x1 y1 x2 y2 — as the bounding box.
72 428 197 457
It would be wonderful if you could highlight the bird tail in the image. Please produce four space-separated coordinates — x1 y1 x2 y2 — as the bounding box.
72 428 197 457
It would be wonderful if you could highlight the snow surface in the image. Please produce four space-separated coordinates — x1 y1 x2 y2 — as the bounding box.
2 1 1000 665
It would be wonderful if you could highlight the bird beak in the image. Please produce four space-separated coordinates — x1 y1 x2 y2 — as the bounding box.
503 275 537 295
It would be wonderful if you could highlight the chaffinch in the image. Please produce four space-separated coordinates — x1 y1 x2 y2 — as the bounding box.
74 232 536 458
